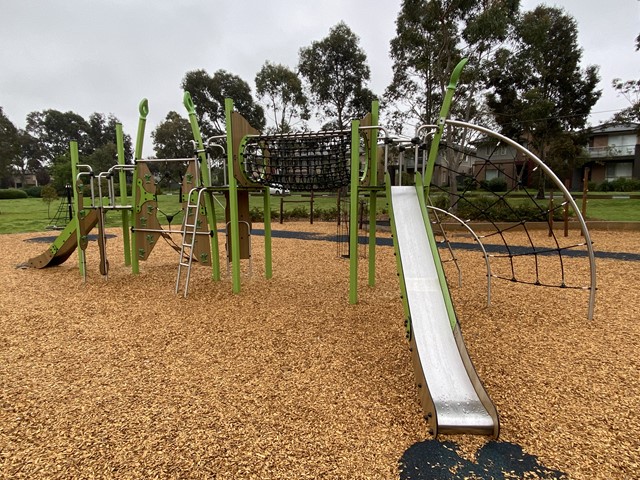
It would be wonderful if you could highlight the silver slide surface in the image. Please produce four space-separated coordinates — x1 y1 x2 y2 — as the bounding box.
390 186 499 438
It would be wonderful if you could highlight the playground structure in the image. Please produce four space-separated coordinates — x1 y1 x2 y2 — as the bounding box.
27 59 597 440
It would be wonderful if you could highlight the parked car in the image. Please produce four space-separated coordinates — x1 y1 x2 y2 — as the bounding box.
269 184 290 195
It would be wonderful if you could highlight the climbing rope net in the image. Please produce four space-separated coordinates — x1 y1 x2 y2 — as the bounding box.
241 130 352 191
414 120 596 318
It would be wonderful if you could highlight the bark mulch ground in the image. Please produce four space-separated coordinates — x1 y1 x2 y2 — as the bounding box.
0 222 638 479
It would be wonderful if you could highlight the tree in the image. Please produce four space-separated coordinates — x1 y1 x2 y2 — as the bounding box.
255 61 310 133
611 79 640 124
41 184 58 217
610 34 640 124
13 129 44 188
86 112 133 162
486 6 601 193
25 109 131 190
0 107 20 187
298 22 374 130
25 109 90 166
86 143 118 175
181 69 266 136
151 111 194 159
386 0 520 131
385 0 520 195
150 111 194 184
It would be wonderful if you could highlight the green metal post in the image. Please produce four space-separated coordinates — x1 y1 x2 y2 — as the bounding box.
116 123 131 266
263 187 273 279
424 58 467 195
349 119 360 304
225 98 241 293
70 141 84 276
130 98 148 275
184 91 220 281
385 172 411 335
368 101 379 287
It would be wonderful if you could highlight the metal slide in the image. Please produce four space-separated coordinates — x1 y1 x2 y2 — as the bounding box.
389 185 499 438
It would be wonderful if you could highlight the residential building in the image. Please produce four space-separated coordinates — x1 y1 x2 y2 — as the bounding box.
581 123 640 185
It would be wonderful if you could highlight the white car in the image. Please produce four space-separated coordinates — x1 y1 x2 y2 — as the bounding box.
269 185 290 195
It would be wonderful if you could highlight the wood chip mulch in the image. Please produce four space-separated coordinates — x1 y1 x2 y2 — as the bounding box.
0 222 638 479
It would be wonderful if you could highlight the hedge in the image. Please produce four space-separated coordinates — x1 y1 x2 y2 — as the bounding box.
0 189 29 199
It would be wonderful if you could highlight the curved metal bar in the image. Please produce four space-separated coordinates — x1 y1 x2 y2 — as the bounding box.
416 124 438 140
427 205 492 307
76 165 95 207
358 125 391 183
445 119 597 320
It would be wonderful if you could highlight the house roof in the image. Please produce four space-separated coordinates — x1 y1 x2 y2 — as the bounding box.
587 122 640 135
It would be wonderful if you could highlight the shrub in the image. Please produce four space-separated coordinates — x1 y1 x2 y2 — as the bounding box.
249 207 281 222
314 206 339 221
0 189 29 199
455 195 559 222
285 206 309 220
429 194 450 210
23 186 43 198
480 177 508 193
595 178 640 192
461 176 479 191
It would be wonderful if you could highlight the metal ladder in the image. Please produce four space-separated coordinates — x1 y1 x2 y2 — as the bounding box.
175 187 207 297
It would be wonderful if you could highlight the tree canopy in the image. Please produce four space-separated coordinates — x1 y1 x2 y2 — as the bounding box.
181 69 266 135
385 0 520 133
298 22 374 130
0 108 20 187
255 61 309 133
151 111 194 159
486 5 601 187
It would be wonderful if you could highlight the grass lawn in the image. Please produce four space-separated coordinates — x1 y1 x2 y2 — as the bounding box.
1 191 637 235
0 192 383 234
581 198 640 221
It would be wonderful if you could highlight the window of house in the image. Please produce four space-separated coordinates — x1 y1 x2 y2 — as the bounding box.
485 145 508 156
605 161 633 180
608 134 637 155
485 169 499 180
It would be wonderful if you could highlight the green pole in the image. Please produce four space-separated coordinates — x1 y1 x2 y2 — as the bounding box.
424 58 467 195
385 172 411 335
349 119 360 304
70 141 84 276
184 91 220 281
130 98 148 275
116 123 131 266
368 101 379 287
225 98 241 293
263 187 273 279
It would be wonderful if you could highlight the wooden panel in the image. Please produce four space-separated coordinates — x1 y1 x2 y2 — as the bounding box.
224 189 251 260
134 162 160 261
181 161 212 265
231 111 261 188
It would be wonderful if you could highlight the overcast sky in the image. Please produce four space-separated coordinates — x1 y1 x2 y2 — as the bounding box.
1 0 638 157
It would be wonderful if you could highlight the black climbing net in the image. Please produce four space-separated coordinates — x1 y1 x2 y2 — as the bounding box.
241 131 352 191
422 129 594 294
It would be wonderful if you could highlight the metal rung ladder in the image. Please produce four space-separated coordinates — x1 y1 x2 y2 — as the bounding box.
175 187 208 297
